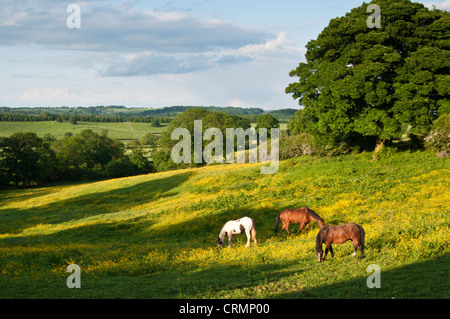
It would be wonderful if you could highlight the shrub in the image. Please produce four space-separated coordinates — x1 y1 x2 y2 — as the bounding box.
424 114 450 154
279 133 316 159
105 158 139 178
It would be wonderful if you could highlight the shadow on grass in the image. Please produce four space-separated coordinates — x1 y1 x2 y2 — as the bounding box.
0 172 193 235
0 256 305 299
273 253 450 299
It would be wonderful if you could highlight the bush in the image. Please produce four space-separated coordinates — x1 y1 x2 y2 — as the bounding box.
0 171 10 189
105 158 139 178
279 133 317 159
376 146 398 160
152 150 179 172
424 114 450 154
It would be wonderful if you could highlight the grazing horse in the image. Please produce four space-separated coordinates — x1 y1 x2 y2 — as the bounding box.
315 223 365 262
217 217 257 248
275 207 325 236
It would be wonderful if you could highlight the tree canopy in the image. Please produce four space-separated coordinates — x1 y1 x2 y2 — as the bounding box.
286 0 450 149
0 132 56 187
153 108 255 171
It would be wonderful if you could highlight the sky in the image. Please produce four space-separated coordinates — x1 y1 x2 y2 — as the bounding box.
0 0 448 110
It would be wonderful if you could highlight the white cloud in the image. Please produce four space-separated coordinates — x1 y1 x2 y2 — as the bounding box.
0 0 268 54
100 31 304 76
19 86 80 104
0 0 276 76
425 0 450 9
239 31 290 56
100 51 254 76
1 1 307 109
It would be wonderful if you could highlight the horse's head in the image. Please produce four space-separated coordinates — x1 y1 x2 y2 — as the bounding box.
318 220 326 229
315 229 324 262
217 236 224 248
315 249 323 262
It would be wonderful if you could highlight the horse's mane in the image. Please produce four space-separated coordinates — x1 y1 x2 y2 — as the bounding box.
306 207 324 222
315 228 325 252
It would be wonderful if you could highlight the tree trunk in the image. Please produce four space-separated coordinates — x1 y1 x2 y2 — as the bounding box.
371 139 385 161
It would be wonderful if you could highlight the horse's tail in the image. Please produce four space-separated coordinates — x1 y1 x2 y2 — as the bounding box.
358 224 365 248
275 212 281 234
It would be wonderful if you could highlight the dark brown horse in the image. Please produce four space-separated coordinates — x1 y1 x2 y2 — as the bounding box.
275 207 325 236
315 223 365 262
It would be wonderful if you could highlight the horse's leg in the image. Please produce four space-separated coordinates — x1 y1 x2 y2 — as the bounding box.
228 233 233 248
352 241 358 257
324 242 331 261
329 244 335 259
298 223 305 234
245 229 251 248
282 222 291 236
252 227 257 246
359 242 365 259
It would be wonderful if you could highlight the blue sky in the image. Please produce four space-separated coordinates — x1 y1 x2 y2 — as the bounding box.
1 0 448 110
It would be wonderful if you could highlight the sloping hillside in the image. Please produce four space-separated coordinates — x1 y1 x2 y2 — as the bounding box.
0 151 448 298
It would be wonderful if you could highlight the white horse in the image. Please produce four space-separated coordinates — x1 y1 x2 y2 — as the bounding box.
217 216 257 248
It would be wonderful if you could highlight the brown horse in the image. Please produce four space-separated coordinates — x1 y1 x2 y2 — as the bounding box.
275 207 325 236
315 223 365 262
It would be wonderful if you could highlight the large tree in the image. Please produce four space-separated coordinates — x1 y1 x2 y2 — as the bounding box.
154 108 254 171
286 0 450 151
0 132 56 187
52 129 124 169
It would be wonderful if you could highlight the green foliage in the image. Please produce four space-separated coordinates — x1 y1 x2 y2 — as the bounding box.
376 145 398 160
128 148 154 172
0 132 56 187
150 117 160 127
0 129 155 187
156 108 252 171
0 105 266 122
424 113 450 153
152 150 179 172
279 133 317 159
256 114 280 130
287 109 307 135
52 129 124 170
286 0 450 150
69 116 77 125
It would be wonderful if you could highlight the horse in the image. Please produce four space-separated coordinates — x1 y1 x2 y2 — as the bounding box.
217 217 257 248
275 207 325 236
315 223 365 262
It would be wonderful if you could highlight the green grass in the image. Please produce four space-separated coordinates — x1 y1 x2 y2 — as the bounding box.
0 121 167 142
0 151 448 298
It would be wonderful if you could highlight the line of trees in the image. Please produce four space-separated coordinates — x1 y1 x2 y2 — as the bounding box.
152 108 280 172
0 112 170 124
0 105 267 119
0 130 154 188
0 108 282 188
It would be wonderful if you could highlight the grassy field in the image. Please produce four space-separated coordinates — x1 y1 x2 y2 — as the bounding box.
0 122 287 140
0 151 448 299
0 121 167 143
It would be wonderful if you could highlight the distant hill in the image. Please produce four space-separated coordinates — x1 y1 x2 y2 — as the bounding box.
0 105 298 121
266 108 297 118
1 105 264 116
